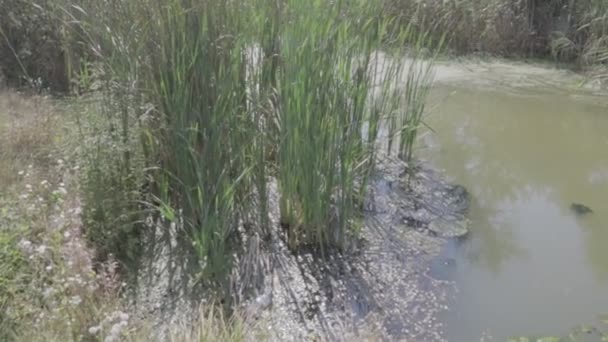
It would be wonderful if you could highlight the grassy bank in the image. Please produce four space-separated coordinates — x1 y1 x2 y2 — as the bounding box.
0 89 263 341
0 91 128 340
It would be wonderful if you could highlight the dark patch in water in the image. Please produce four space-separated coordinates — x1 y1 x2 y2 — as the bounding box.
429 239 461 281
571 202 593 216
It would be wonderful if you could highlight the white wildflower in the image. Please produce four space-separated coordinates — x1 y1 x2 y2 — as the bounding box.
45 265 53 272
88 283 99 292
69 295 82 306
42 287 54 298
25 184 32 191
18 239 33 254
18 170 25 176
104 321 128 342
40 180 49 187
36 245 47 255
88 325 102 335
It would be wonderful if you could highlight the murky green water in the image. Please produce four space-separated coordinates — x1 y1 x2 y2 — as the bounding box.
420 61 608 341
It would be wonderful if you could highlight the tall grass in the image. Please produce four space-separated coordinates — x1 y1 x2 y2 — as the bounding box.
551 0 608 66
55 0 436 293
274 0 375 249
148 0 260 286
383 0 608 67
390 57 435 163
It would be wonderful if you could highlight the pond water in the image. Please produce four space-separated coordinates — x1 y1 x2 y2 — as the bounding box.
420 60 608 341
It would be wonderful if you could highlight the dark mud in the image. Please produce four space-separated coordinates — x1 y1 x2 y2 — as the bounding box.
128 155 470 341
257 156 469 341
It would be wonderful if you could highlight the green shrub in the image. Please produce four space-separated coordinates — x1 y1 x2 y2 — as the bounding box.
0 0 69 91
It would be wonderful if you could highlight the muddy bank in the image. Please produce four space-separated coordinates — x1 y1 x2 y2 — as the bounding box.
128 154 469 341
261 156 468 341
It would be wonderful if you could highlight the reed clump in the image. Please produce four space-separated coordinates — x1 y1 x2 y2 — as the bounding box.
0 0 435 296
70 0 433 285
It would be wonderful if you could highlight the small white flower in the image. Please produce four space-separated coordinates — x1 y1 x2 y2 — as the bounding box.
45 265 53 272
18 240 33 254
25 184 32 191
18 170 25 176
36 245 47 255
40 180 49 186
88 325 101 335
104 321 128 342
42 287 54 298
69 295 82 306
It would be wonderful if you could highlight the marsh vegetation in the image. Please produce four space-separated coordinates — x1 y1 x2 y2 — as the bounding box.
1 0 608 341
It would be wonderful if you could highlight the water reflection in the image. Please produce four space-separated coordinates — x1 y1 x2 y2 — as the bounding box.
421 63 608 340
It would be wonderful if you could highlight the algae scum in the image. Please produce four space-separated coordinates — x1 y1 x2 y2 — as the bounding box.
421 61 608 341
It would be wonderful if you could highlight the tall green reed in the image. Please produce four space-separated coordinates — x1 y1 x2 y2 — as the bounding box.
271 0 437 250
58 0 261 287
64 0 437 289
142 0 262 286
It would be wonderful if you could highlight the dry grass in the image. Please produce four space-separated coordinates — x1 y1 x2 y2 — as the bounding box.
0 91 56 186
168 305 254 342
